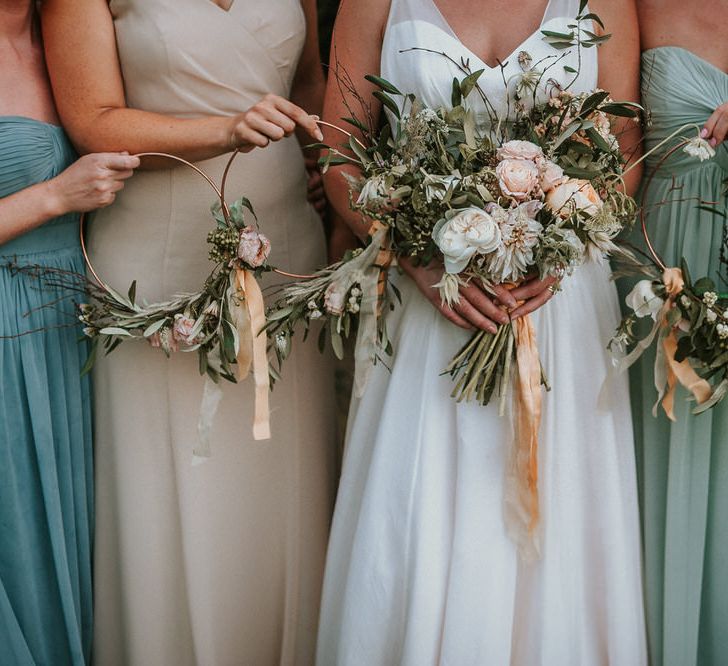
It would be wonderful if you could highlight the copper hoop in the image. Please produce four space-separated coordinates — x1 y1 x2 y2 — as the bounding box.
79 149 321 290
638 140 695 272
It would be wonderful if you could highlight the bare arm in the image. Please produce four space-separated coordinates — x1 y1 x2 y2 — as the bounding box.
0 152 139 246
322 0 513 331
593 0 643 194
41 0 322 163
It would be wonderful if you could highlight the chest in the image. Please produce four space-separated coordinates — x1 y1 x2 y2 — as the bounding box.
431 0 553 68
640 0 728 72
0 41 58 123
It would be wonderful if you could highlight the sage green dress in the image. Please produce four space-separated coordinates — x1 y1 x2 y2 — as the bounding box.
632 47 728 666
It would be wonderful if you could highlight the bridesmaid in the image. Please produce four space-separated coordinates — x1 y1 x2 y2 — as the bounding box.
633 2 728 664
41 1 336 664
0 1 137 664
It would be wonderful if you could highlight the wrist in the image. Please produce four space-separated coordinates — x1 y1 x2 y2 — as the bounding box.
38 179 67 219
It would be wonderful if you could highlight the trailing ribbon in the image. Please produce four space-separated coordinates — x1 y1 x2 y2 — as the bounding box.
504 313 543 560
654 268 712 420
195 268 270 458
352 221 392 397
236 268 271 440
618 267 712 421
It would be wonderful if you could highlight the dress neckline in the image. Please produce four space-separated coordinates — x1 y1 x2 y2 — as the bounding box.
0 115 63 130
427 0 553 70
642 46 728 77
203 0 237 14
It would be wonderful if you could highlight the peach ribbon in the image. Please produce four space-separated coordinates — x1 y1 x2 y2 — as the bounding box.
236 268 271 440
654 268 712 420
505 313 543 558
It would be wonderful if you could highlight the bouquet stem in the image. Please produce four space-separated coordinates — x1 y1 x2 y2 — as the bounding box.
446 323 516 406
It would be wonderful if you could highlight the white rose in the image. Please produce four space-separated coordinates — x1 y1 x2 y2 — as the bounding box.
496 158 541 201
432 207 502 274
545 178 603 218
625 280 664 320
537 158 565 192
496 140 544 162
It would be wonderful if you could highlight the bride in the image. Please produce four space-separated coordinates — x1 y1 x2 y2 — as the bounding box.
317 0 647 663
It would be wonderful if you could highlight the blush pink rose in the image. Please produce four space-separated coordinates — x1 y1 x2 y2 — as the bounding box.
238 226 271 268
545 178 603 218
496 140 544 162
496 158 540 201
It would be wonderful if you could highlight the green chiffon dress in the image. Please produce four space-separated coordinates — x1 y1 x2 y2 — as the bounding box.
0 117 93 665
631 47 728 666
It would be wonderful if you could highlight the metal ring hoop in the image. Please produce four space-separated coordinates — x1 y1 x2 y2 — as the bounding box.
79 149 320 289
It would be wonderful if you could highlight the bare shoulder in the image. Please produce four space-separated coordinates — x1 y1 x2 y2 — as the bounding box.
334 0 392 42
588 0 639 37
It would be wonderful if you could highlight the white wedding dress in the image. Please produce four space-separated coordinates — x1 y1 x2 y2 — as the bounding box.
316 1 647 664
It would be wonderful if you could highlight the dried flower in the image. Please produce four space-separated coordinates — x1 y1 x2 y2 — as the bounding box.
684 137 716 162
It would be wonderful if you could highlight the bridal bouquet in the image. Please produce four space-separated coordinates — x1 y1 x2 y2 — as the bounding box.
268 72 639 405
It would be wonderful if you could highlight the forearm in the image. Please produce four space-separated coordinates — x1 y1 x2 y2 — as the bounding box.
0 182 63 246
323 165 371 241
65 108 234 164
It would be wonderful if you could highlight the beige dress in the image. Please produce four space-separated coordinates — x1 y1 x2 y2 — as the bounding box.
90 1 336 664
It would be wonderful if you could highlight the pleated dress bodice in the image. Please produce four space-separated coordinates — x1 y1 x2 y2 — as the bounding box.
0 117 78 259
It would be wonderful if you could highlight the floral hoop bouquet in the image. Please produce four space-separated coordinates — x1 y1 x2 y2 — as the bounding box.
78 196 271 386
612 136 727 416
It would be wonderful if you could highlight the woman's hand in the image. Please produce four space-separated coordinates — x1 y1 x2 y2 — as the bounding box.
508 274 559 320
46 152 140 215
702 102 728 147
228 95 323 152
400 259 516 333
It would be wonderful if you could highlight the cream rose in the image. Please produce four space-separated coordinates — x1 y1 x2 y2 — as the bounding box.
432 207 502 274
537 158 565 192
237 226 271 268
496 158 540 201
625 280 664 320
496 140 544 162
545 178 603 218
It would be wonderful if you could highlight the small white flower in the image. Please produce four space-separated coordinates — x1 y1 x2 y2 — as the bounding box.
347 302 360 314
680 295 692 308
350 287 362 298
723 309 728 319
683 137 716 162
308 309 323 320
704 291 718 307
356 175 388 206
275 332 288 353
433 272 462 307
717 323 728 339
625 280 664 320
707 309 718 323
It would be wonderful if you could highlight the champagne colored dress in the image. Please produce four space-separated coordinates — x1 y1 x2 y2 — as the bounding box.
631 47 728 666
89 2 336 664
316 1 647 664
0 117 93 665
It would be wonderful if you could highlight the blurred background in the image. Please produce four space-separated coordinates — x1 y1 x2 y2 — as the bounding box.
317 0 340 65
